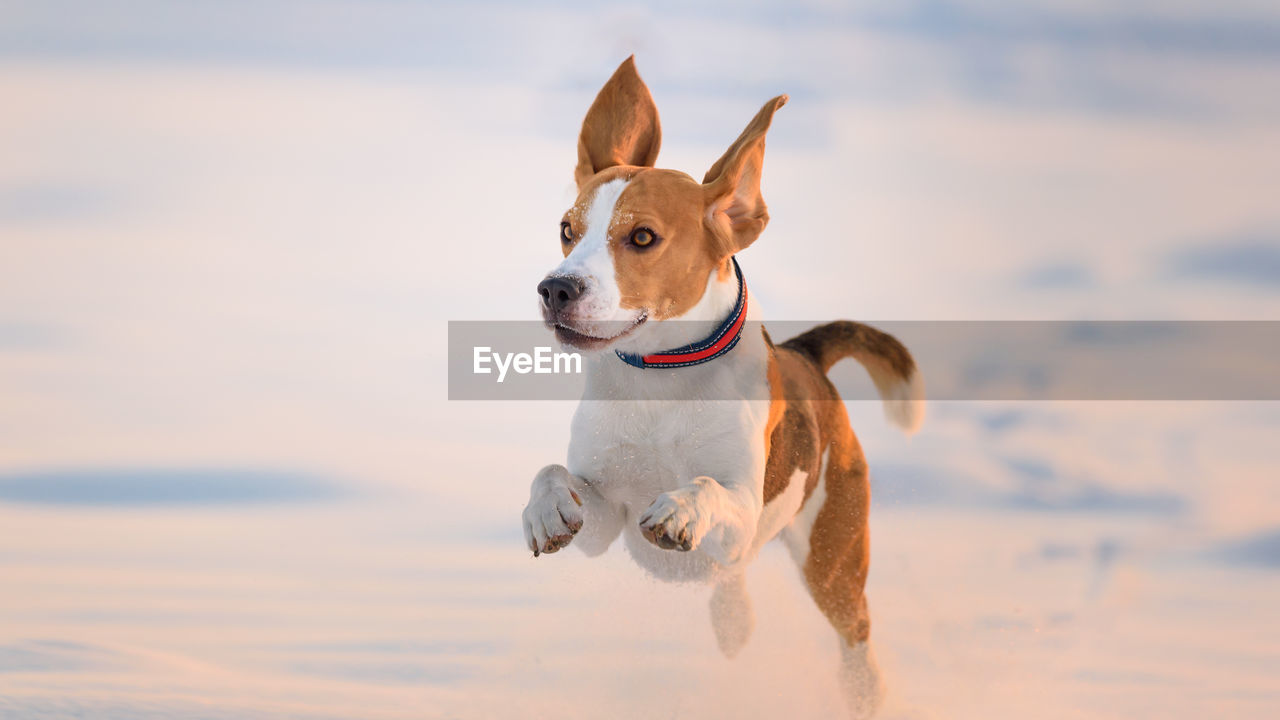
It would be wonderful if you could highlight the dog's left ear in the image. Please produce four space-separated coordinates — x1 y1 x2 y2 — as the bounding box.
702 95 788 256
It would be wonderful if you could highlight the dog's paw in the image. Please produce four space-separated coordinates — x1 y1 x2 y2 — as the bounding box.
522 466 584 557
638 489 708 552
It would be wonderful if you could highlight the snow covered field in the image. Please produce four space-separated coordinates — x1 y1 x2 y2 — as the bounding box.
2 2 1279 717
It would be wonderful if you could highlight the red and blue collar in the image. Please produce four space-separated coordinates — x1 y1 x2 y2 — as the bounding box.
616 257 747 369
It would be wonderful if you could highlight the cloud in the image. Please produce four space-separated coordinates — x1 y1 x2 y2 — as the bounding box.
855 2 1280 59
288 659 474 686
0 322 68 350
0 183 114 224
1021 262 1097 289
1209 528 1280 569
1000 482 1186 514
0 639 127 674
1167 238 1280 289
872 455 1188 515
1 0 1277 123
1000 456 1187 514
0 468 342 506
870 462 986 506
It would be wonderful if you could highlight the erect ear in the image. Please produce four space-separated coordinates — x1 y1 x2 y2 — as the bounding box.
702 95 788 256
574 56 662 190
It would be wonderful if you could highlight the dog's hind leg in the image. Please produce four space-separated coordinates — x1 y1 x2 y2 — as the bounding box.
710 571 755 658
785 427 885 719
837 631 884 720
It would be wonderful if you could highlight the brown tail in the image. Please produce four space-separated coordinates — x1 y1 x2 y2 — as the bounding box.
782 321 925 433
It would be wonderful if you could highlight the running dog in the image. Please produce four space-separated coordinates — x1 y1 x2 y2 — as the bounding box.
522 57 923 718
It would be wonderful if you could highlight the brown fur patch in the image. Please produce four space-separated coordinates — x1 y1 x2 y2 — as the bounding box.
563 61 786 320
762 327 880 646
560 166 640 257
762 334 788 502
574 57 661 190
763 408 823 504
562 167 730 319
804 410 873 646
702 95 788 257
762 333 829 505
782 321 916 380
609 170 725 319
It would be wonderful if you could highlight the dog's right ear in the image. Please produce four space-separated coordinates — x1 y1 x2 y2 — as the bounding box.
574 56 662 190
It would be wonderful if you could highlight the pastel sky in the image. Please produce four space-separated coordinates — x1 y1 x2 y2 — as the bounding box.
1 2 1278 718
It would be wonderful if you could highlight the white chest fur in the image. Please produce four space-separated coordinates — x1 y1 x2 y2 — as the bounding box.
565 283 773 582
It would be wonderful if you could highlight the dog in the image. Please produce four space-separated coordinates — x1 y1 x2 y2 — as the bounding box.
521 57 924 719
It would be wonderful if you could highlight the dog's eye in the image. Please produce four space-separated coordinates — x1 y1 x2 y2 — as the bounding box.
630 227 657 248
560 222 574 244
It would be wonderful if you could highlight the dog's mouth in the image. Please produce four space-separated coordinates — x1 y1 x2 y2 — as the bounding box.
552 313 648 351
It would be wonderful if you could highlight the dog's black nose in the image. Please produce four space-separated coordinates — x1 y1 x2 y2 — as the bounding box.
538 276 583 313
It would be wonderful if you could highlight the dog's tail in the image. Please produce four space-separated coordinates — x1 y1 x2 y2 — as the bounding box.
781 321 925 434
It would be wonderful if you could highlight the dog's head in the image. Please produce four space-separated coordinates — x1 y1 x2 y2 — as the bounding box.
538 57 786 352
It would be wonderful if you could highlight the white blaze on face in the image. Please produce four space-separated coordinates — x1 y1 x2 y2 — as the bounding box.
548 178 641 336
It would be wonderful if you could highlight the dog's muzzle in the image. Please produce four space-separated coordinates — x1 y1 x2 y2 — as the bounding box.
537 275 584 316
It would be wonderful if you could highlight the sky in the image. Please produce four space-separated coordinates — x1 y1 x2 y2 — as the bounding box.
1 1 1278 718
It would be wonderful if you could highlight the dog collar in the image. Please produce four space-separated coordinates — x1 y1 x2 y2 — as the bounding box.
616 257 747 369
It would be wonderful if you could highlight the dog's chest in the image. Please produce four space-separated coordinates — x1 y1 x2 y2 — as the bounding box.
568 399 757 581
567 400 735 509
564 336 772 580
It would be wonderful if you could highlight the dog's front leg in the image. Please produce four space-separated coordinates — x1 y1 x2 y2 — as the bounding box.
522 464 625 557
638 474 761 565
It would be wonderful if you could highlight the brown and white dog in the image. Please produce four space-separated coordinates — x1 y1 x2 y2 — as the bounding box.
522 57 923 719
